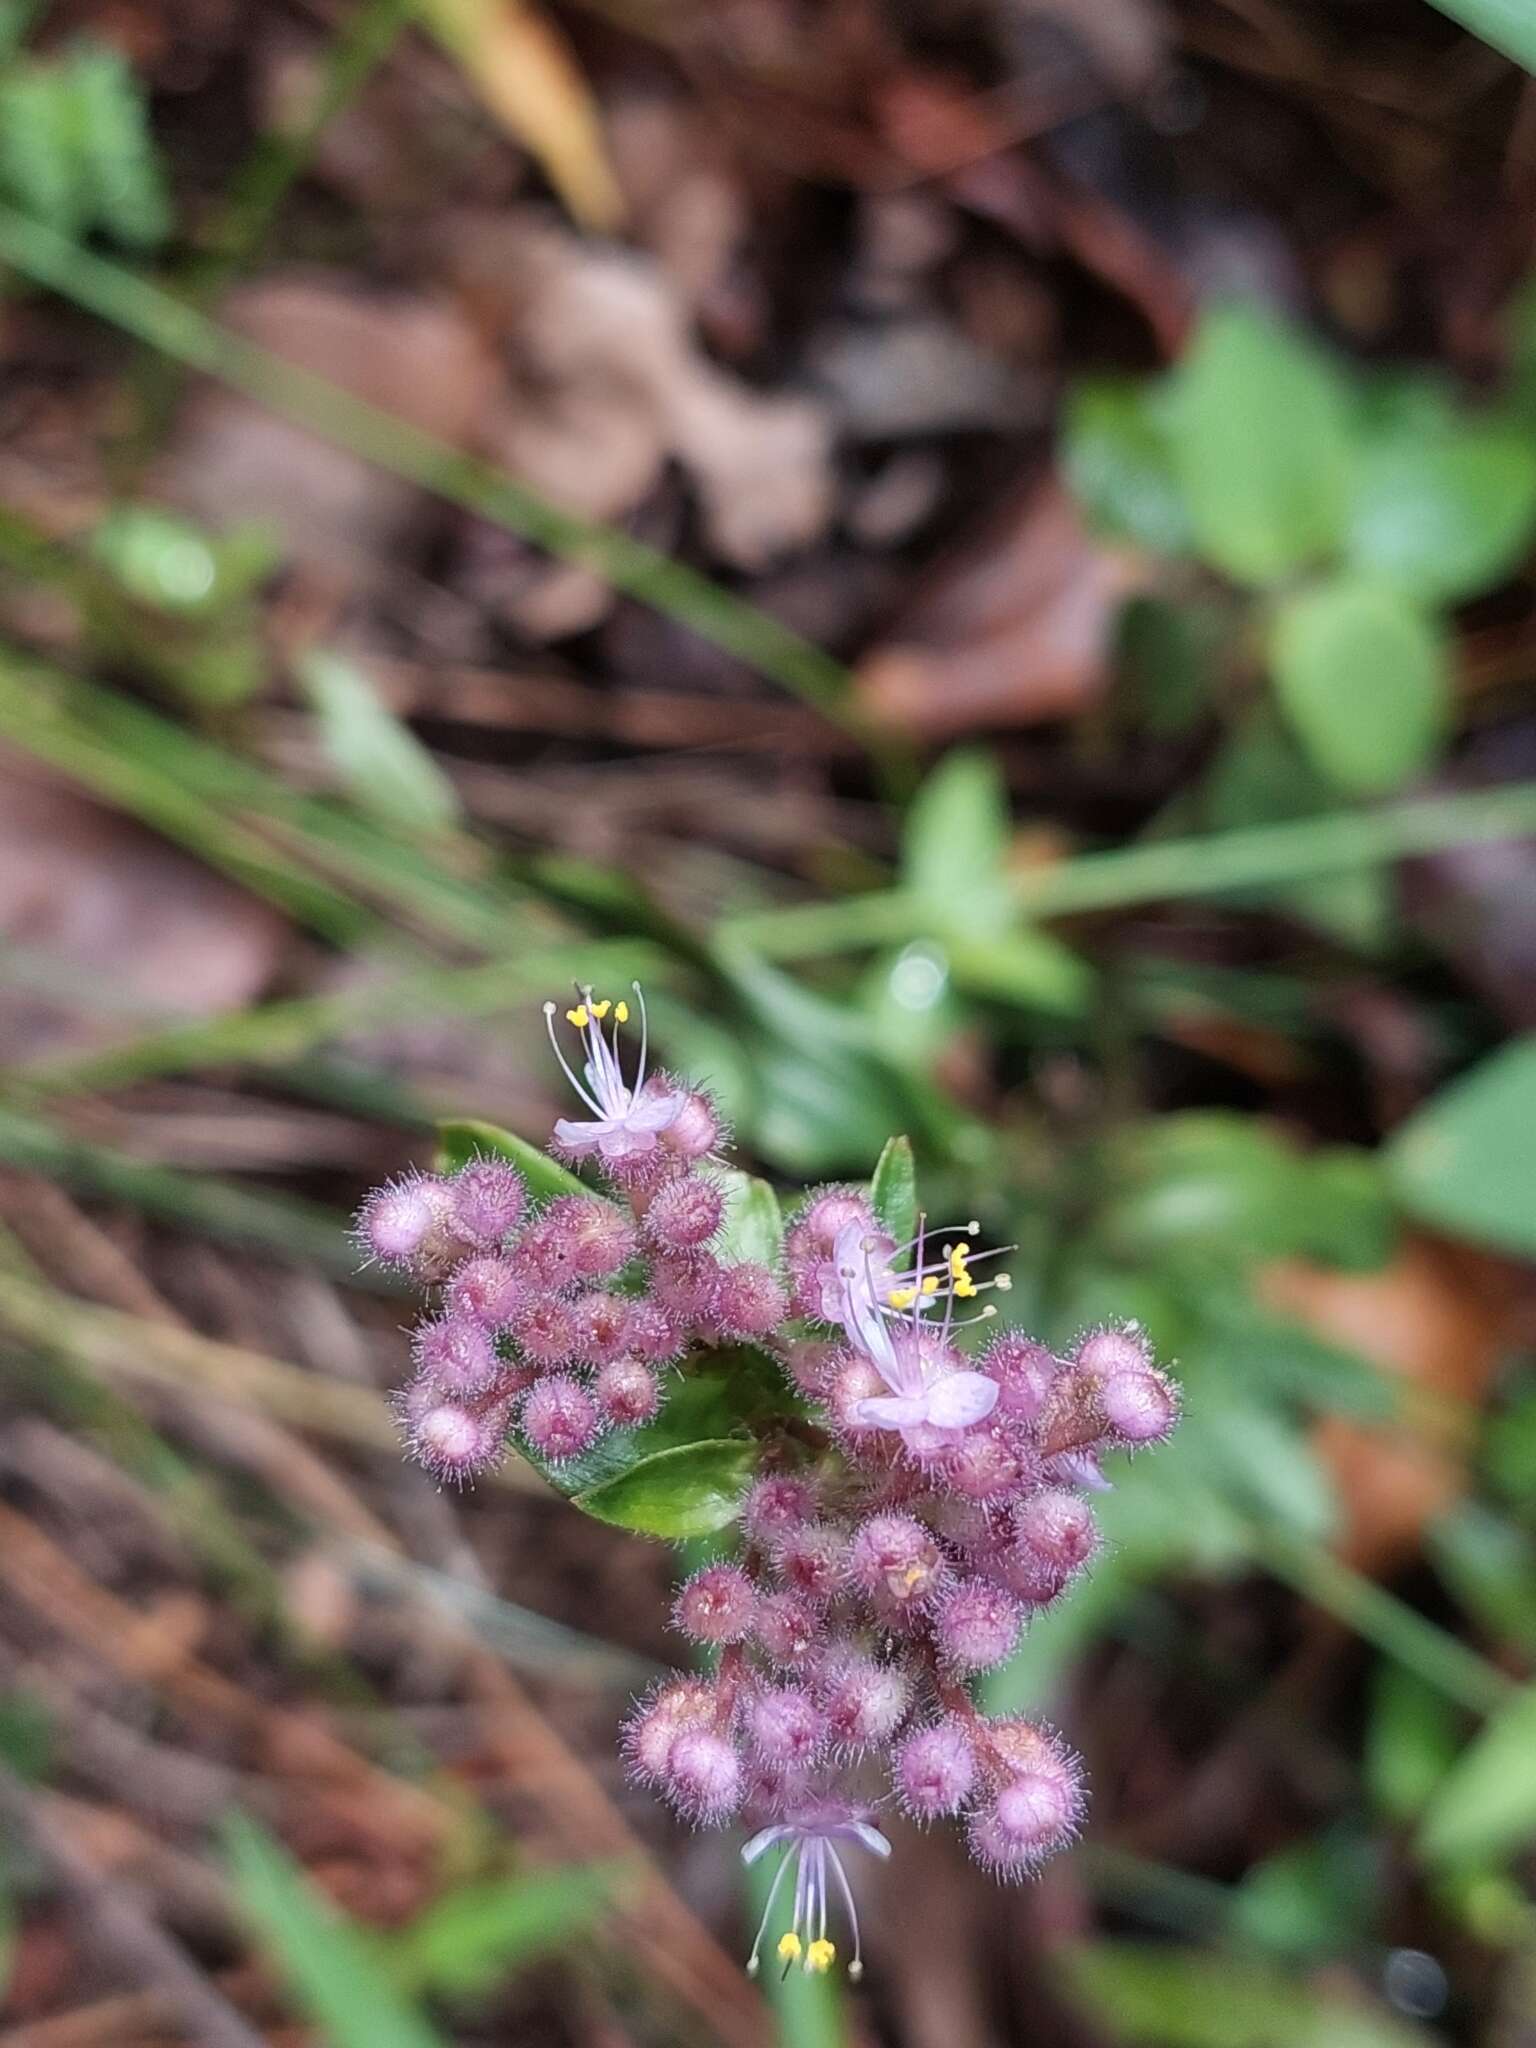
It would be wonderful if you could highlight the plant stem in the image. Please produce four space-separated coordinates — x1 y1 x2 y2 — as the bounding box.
1253 1525 1513 1719
726 780 1536 956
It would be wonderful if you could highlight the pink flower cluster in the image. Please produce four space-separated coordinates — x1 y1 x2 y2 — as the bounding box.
356 989 785 1483
624 1183 1179 1977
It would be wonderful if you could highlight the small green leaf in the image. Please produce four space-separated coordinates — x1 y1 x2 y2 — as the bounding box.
1418 1682 1536 1868
1164 302 1355 587
709 1167 784 1267
869 1134 917 1246
1348 425 1536 603
1385 1036 1536 1254
1231 1832 1378 1959
1062 379 1192 554
903 748 1011 938
1065 1941 1422 2048
1366 1664 1463 1824
1270 574 1450 794
574 1438 758 1537
435 1119 586 1202
224 1815 448 2048
299 648 461 835
392 1865 621 2000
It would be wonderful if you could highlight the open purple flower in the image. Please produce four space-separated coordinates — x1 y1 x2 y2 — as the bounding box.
741 1795 890 1980
544 984 681 1164
832 1221 1002 1447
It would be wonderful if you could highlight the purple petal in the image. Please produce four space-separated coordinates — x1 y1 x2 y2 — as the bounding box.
740 1825 790 1865
853 1393 931 1428
923 1372 1000 1430
552 1116 611 1155
1045 1447 1113 1492
624 1091 683 1134
846 1822 892 1860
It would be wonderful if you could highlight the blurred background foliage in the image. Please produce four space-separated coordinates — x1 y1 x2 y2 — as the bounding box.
2 1 1536 2044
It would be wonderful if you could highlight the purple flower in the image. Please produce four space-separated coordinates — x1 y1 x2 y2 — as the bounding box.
741 1795 890 1980
544 986 681 1164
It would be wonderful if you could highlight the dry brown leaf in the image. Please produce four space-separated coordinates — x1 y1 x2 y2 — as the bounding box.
0 755 284 1065
1260 1238 1517 1574
420 0 625 232
156 277 498 580
856 475 1145 739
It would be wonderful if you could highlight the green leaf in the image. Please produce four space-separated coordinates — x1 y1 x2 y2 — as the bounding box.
435 1119 586 1203
902 747 1011 937
1164 302 1355 587
945 928 1094 1015
1348 425 1536 603
1366 1664 1463 1824
524 1344 791 1528
1270 574 1450 794
1062 379 1192 554
224 1814 448 2048
1428 1504 1536 1656
708 1167 784 1267
1231 1831 1378 1959
1192 1397 1337 1541
392 1865 621 2001
1418 1682 1536 1867
869 1134 917 1246
573 1438 758 1537
1420 0 1536 71
1385 1035 1536 1254
299 648 462 835
1064 1942 1422 2048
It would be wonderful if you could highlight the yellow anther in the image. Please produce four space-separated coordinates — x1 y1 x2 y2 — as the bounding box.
566 1005 589 1028
922 1274 939 1296
590 999 611 1019
615 1000 630 1024
949 1243 972 1279
777 1932 802 1964
901 1562 926 1590
806 1939 836 1974
887 1286 918 1311
955 1278 977 1299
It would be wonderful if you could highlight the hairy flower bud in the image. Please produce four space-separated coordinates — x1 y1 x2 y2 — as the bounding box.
449 1158 527 1247
398 1378 510 1484
848 1514 944 1612
713 1261 789 1340
819 1653 910 1751
520 1374 603 1462
522 1196 637 1292
1007 1490 1099 1604
657 1083 722 1161
966 1722 1082 1874
621 1296 683 1365
754 1590 824 1669
746 1685 826 1773
742 1474 818 1547
445 1254 526 1330
594 1355 661 1427
650 1253 722 1329
673 1563 757 1645
935 1578 1024 1674
1100 1365 1179 1446
570 1289 634 1366
896 1719 978 1818
942 1428 1035 1504
357 1171 450 1269
1073 1323 1154 1381
411 1313 501 1393
774 1523 846 1606
981 1332 1059 1423
664 1727 744 1822
643 1172 726 1253
510 1295 579 1368
621 1677 716 1785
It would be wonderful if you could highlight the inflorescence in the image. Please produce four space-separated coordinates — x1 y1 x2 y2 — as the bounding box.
359 983 1180 1982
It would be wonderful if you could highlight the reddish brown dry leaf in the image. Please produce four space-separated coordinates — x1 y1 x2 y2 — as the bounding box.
0 755 284 1064
856 476 1146 738
155 278 500 579
1261 1238 1517 1574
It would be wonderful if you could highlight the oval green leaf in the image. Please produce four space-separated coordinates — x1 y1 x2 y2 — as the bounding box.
870 1134 917 1246
1270 574 1450 794
1386 1035 1536 1255
1348 427 1536 605
1165 302 1355 588
573 1439 758 1537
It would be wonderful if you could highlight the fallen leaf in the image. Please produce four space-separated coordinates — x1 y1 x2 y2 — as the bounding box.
856 475 1146 738
1261 1238 1516 1573
0 753 284 1064
418 0 625 232
156 276 500 579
